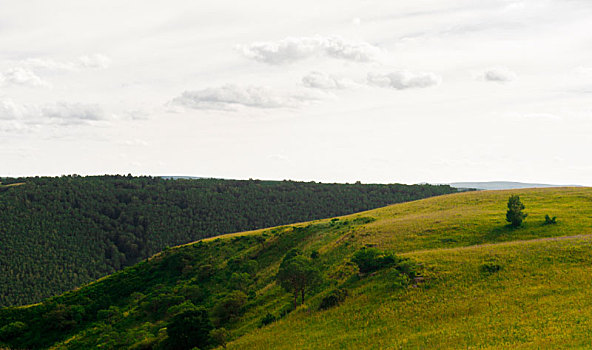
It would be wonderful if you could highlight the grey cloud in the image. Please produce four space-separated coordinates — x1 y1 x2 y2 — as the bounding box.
0 99 106 125
480 67 517 82
302 71 354 90
367 71 441 89
41 102 105 121
171 85 314 110
239 36 384 64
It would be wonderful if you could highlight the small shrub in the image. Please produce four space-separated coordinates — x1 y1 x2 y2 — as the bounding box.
544 214 557 225
480 262 502 274
310 250 320 259
395 259 418 280
388 269 410 290
210 328 230 349
351 248 396 274
318 288 348 310
259 313 277 327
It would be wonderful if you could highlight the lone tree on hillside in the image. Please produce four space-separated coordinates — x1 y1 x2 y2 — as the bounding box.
276 250 322 309
506 195 527 227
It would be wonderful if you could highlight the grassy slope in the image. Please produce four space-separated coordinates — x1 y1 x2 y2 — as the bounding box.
3 187 592 349
227 187 592 349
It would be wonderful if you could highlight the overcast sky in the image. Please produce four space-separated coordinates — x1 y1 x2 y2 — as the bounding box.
1 0 591 185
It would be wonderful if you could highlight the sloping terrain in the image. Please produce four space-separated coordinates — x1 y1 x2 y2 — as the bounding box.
0 176 454 306
1 187 591 349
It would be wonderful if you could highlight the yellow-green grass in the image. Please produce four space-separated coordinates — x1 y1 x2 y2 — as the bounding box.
201 187 592 253
0 182 25 187
227 235 592 349
215 187 592 349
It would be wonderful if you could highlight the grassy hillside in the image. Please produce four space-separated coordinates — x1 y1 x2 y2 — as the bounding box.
0 175 455 306
1 187 591 349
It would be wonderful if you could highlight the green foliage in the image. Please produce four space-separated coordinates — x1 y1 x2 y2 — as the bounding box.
351 248 396 274
318 289 348 310
212 291 248 325
0 175 455 307
210 327 230 349
310 250 320 259
544 214 557 225
0 321 26 341
480 262 503 274
259 313 277 327
165 308 213 350
277 253 322 308
506 195 527 227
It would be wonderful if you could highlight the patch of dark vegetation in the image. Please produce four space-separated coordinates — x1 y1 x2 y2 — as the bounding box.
318 288 349 310
544 214 558 225
259 313 277 327
480 262 503 274
351 248 419 280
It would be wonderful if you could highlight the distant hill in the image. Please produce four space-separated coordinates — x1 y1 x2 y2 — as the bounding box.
2 187 592 349
449 181 581 190
0 175 456 307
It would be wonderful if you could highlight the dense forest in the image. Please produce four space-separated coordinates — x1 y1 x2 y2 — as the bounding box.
0 175 457 307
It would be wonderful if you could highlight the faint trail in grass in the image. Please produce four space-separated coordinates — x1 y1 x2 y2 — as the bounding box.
405 234 592 257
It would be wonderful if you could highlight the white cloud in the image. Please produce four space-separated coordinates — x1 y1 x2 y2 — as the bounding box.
302 71 354 90
479 67 517 82
367 71 442 89
170 84 315 110
77 54 112 69
239 36 384 64
0 67 50 88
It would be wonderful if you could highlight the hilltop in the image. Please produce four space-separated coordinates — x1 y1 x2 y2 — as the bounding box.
450 181 581 190
1 187 591 349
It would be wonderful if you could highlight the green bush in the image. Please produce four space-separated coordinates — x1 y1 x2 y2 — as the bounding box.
318 289 348 310
212 291 247 325
544 215 557 225
165 307 212 350
259 313 277 327
480 262 502 274
351 248 396 274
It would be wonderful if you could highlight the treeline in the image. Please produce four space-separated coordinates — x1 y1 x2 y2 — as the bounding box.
0 175 457 306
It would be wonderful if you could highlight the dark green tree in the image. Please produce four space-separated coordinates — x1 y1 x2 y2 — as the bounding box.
210 328 230 349
506 195 527 227
276 253 322 309
212 290 247 325
166 308 212 350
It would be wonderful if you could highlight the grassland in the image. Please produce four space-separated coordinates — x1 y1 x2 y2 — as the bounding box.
2 187 592 349
221 187 592 349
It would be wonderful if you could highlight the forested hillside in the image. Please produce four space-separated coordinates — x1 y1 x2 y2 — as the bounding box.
1 187 591 349
0 175 455 306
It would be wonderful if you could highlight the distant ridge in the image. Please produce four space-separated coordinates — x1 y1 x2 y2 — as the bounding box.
159 176 203 180
450 181 582 190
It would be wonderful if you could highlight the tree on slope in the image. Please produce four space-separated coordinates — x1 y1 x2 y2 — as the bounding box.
506 195 527 227
276 251 322 309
